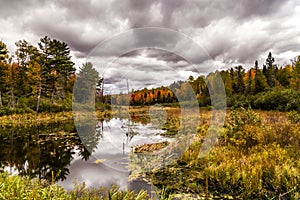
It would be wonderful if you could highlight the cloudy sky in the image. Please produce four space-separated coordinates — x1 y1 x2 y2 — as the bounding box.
1 0 300 93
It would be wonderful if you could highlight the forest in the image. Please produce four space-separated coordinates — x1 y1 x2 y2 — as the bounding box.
1 37 300 114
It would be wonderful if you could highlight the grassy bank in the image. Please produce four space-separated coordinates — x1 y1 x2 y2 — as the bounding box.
0 172 149 200
0 111 74 127
0 109 113 127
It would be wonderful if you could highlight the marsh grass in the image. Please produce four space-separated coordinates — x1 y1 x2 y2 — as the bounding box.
151 108 300 199
133 141 170 153
0 172 150 200
0 111 73 127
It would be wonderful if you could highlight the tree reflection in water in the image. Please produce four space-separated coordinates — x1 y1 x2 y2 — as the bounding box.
0 112 178 191
0 119 103 182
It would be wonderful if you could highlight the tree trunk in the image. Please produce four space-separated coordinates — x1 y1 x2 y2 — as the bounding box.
10 64 15 108
35 122 41 179
36 69 43 118
51 88 54 104
0 91 2 106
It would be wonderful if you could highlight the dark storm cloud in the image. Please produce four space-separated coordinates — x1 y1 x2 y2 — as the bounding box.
116 48 187 64
113 49 193 72
54 0 108 21
0 0 290 61
145 49 185 63
121 50 141 58
0 0 299 93
232 0 284 19
102 76 120 85
98 0 289 67
0 0 41 18
128 28 214 65
111 0 285 28
29 19 97 54
111 0 159 28
87 27 212 68
131 28 180 49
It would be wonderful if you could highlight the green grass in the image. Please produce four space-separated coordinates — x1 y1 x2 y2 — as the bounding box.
0 172 150 200
0 172 67 200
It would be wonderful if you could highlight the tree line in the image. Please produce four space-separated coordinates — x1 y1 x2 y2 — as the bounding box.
115 52 300 111
1 37 300 114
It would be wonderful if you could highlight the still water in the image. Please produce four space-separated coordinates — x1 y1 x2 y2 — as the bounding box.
58 118 169 191
0 116 171 193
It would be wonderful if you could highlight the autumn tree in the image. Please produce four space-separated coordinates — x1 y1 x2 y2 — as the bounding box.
276 65 292 87
0 41 9 61
236 66 245 94
265 52 276 87
229 68 237 93
0 41 9 106
291 56 300 90
73 62 100 103
245 68 253 95
49 39 75 99
157 90 161 103
38 36 75 101
220 70 233 96
15 40 41 98
253 60 267 93
7 62 19 108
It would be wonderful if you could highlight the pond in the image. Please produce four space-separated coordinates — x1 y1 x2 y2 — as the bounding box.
58 117 172 192
0 116 174 194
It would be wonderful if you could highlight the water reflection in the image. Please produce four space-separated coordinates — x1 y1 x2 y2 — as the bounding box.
0 121 89 182
0 115 172 192
58 117 169 191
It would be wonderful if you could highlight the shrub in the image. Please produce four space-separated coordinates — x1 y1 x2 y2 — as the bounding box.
227 95 252 109
253 89 300 111
0 106 34 116
287 110 300 124
36 98 72 113
224 107 262 150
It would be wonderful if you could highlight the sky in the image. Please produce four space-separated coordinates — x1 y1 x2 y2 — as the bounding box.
1 0 300 93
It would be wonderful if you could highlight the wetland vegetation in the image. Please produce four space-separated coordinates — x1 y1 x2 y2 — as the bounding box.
2 107 299 199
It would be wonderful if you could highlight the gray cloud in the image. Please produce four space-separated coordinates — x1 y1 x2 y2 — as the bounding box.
145 49 183 63
0 0 299 92
114 0 286 29
0 0 42 18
